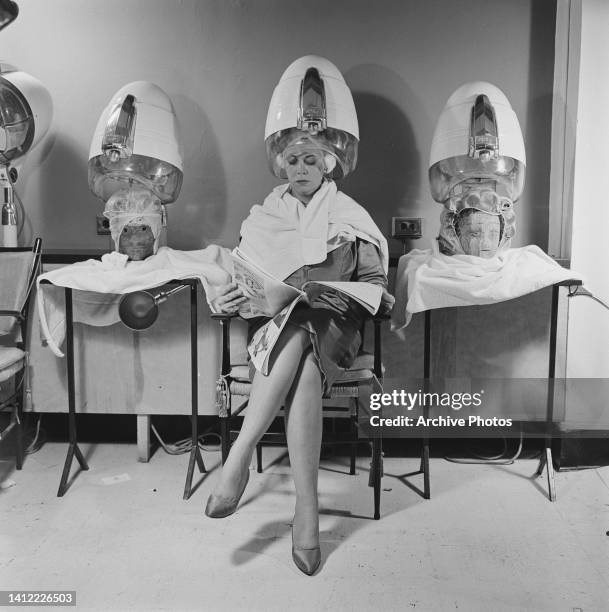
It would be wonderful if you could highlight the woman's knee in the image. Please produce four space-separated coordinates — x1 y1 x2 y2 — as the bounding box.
265 326 312 373
278 325 311 353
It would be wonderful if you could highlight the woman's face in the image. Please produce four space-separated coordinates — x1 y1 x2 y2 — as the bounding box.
284 150 325 203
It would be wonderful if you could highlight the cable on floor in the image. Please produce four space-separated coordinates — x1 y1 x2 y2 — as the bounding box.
150 423 221 456
24 415 45 455
444 434 524 465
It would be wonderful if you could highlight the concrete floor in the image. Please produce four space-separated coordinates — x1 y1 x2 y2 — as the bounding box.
1 441 608 612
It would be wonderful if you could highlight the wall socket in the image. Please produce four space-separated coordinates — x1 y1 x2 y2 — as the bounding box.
391 217 422 238
96 213 111 235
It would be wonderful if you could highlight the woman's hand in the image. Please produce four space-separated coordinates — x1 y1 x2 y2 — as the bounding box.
211 282 247 314
379 288 395 315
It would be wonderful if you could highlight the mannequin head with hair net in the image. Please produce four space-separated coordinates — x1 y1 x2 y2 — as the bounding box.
103 186 162 260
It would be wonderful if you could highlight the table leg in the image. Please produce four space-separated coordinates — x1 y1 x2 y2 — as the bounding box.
57 288 89 497
184 281 205 500
137 415 151 463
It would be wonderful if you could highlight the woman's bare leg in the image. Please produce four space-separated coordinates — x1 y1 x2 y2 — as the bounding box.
284 350 323 548
211 326 312 497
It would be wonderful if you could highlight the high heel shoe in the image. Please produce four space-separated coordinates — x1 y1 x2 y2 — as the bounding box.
291 527 321 576
204 469 250 518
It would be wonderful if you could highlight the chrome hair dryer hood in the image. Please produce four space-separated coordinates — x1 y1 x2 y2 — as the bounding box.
264 55 359 179
0 63 52 167
88 81 183 204
0 63 52 247
428 81 526 204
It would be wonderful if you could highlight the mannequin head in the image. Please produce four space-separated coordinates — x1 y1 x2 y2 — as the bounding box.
118 223 156 261
454 208 502 258
104 186 163 260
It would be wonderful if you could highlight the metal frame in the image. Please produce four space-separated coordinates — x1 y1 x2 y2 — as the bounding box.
395 309 431 500
0 237 42 469
48 278 205 498
533 280 582 501
409 279 581 503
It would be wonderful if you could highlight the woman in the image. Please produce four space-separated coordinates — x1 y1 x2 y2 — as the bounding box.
205 56 392 576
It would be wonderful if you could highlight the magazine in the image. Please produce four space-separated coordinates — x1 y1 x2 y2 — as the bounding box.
230 248 302 318
231 248 383 374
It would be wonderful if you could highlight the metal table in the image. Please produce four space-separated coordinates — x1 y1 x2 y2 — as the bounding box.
41 278 206 499
416 279 582 502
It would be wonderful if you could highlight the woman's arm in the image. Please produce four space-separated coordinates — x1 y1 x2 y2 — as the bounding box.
354 240 388 287
354 240 394 314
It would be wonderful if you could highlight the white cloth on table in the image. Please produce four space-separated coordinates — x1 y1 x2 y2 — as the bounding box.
391 243 584 336
37 245 233 357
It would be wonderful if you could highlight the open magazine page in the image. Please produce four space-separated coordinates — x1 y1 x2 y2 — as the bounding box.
302 280 383 315
231 248 302 318
248 295 305 375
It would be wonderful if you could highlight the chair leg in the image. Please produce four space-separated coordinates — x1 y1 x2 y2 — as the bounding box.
421 437 430 500
15 407 23 470
220 417 230 464
256 443 263 473
14 370 25 470
350 408 357 475
372 437 383 520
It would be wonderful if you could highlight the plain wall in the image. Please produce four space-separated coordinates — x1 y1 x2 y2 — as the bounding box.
2 0 556 258
566 0 609 378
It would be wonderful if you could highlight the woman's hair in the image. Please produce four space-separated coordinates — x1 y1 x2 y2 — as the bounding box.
453 208 505 239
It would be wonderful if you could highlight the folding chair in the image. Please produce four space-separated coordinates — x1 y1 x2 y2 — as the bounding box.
0 238 42 468
213 312 388 520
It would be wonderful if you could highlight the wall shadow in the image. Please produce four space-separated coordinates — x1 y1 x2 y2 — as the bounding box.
525 0 557 250
340 64 421 241
170 94 227 250
37 135 100 250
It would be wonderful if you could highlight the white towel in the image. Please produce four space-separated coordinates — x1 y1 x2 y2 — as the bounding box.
239 180 389 279
391 244 584 336
37 245 233 357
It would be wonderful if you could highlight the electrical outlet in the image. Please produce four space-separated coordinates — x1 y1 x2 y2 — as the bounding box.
96 213 110 235
391 217 422 238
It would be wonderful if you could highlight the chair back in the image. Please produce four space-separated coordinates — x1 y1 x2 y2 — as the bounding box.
0 238 42 337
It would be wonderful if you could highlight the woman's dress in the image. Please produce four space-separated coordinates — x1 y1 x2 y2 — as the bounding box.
248 239 387 393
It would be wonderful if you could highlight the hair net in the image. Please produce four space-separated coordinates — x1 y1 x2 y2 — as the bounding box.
438 187 515 256
279 134 337 174
103 186 163 254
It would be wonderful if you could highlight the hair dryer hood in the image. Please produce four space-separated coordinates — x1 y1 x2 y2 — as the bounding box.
88 81 183 204
265 55 359 179
428 81 526 204
0 64 52 166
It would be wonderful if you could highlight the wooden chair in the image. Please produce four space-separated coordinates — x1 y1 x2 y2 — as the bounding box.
212 312 388 520
0 238 42 468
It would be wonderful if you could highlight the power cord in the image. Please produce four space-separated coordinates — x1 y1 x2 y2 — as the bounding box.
568 285 609 311
24 415 45 455
444 433 524 465
150 422 221 456
11 183 26 240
